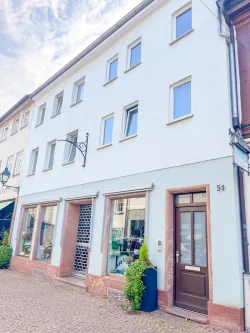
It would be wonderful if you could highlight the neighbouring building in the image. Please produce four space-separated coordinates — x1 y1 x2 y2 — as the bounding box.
224 0 250 330
0 96 33 244
9 0 248 331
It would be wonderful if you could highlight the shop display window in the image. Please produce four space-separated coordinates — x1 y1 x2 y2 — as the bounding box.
36 205 57 261
19 207 37 257
107 196 146 275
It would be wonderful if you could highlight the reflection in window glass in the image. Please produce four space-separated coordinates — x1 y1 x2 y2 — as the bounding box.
180 212 192 264
108 197 146 275
175 194 191 204
130 43 141 68
173 81 191 119
19 208 37 257
109 59 118 81
193 192 206 203
194 212 207 267
125 105 138 137
36 206 57 261
176 8 192 39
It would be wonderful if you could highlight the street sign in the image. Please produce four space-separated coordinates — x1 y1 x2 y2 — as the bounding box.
234 145 249 173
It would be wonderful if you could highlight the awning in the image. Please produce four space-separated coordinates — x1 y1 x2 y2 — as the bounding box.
0 200 14 211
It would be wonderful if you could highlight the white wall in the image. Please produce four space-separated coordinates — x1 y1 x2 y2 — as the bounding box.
0 101 33 202
19 0 232 197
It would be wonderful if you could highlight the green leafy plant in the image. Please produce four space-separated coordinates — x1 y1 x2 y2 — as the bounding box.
0 246 12 269
2 231 9 246
124 260 147 310
139 241 149 262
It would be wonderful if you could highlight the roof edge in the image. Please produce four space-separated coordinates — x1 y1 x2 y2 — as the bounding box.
0 95 31 123
30 0 155 99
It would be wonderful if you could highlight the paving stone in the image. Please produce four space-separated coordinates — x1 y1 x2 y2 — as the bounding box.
0 270 238 333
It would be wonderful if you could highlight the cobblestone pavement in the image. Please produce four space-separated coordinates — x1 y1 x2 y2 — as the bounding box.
0 270 238 333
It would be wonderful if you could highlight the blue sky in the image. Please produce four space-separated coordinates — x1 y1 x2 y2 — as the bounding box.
0 0 141 114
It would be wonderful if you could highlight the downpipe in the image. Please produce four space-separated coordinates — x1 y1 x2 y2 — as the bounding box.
217 1 250 330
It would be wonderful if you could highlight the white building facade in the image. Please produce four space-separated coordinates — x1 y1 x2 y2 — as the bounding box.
0 96 33 244
9 0 245 330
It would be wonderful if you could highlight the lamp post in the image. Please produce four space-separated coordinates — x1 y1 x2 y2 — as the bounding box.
0 167 19 191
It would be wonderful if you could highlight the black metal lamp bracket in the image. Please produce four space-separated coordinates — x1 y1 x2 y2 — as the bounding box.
57 133 89 167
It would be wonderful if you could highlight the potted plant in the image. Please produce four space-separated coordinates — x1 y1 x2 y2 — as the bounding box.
124 241 157 312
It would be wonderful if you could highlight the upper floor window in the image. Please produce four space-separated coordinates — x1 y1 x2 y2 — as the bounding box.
173 4 192 40
14 151 23 175
123 104 138 138
6 155 14 174
12 117 20 134
53 91 63 116
36 104 46 126
100 114 114 146
128 39 141 69
45 141 56 170
1 125 8 141
28 148 39 175
22 110 30 127
64 131 78 164
170 77 192 121
107 56 118 82
72 77 85 105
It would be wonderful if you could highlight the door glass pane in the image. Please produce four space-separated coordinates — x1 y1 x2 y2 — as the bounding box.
193 192 206 203
175 194 191 204
180 212 192 264
19 208 37 257
194 212 207 267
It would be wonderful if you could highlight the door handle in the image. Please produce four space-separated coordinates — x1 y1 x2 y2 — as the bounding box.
176 251 180 263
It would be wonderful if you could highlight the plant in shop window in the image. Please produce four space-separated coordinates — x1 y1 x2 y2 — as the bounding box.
123 241 158 312
0 232 12 269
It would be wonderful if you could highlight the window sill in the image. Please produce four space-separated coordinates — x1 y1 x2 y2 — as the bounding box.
51 112 61 119
119 134 137 142
27 173 35 177
124 62 141 74
43 168 53 172
167 114 193 125
20 123 28 130
11 130 18 136
35 122 43 128
169 29 194 46
62 160 75 166
97 143 112 150
104 274 125 281
0 138 7 143
12 173 20 178
103 77 117 87
70 100 83 108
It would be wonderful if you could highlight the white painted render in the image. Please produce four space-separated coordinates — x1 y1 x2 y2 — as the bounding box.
0 100 33 202
19 0 232 197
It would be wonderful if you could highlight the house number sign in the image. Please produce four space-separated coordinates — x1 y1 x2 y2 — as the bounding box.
217 185 225 191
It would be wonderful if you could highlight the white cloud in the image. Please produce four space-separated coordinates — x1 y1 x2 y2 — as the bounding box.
0 0 142 115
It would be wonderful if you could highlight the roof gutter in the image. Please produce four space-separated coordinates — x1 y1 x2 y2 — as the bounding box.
30 0 155 99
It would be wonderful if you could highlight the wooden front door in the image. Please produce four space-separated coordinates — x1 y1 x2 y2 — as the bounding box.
175 203 209 314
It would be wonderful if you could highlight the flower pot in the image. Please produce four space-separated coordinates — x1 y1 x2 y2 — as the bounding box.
140 267 158 312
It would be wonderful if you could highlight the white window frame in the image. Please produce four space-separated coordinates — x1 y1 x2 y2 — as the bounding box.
12 117 20 134
28 148 39 175
99 113 114 147
6 155 14 174
22 110 30 127
106 55 118 83
172 2 192 41
53 91 64 116
122 102 139 139
36 104 46 126
14 151 23 175
169 76 192 123
72 77 85 105
127 38 142 70
63 130 78 164
1 125 8 141
44 140 56 170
